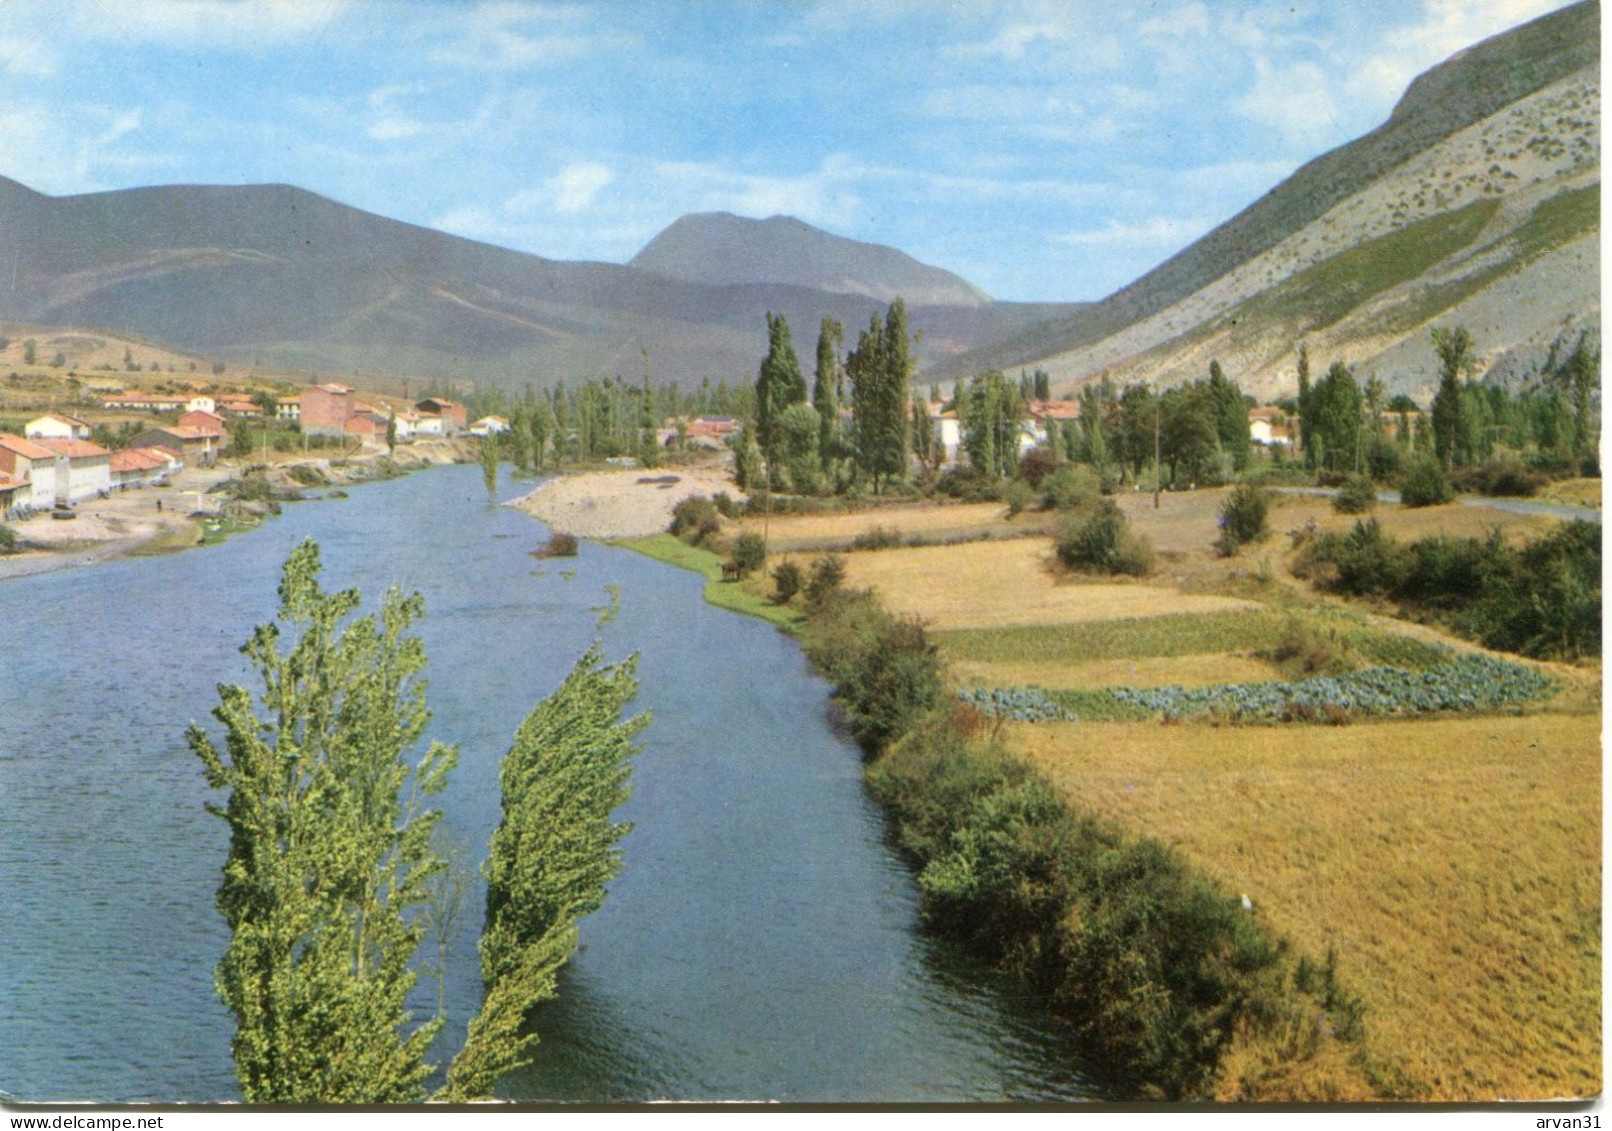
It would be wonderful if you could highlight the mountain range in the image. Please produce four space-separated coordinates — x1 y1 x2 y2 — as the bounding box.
0 0 1597 401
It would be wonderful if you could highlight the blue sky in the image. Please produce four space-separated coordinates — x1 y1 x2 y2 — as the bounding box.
0 0 1580 302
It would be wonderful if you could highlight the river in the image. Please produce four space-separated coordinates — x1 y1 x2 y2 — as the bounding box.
0 464 1096 1104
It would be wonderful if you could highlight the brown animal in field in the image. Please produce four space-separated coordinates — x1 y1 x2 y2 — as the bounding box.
721 560 741 581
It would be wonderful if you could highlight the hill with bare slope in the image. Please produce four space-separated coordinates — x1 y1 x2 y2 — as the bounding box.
927 0 1600 401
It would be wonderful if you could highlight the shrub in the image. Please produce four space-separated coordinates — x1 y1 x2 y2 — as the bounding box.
1332 475 1377 514
772 559 803 603
670 495 721 545
1309 518 1405 596
805 554 846 606
936 467 1003 502
1216 483 1269 555
1003 478 1033 517
711 492 741 518
850 525 904 551
0 523 17 555
1057 500 1154 576
533 531 579 558
1451 458 1546 498
1040 465 1100 511
1015 447 1058 487
1398 457 1452 507
731 531 767 577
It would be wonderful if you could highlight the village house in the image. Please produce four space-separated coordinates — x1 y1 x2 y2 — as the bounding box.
0 473 26 516
100 392 191 413
128 425 216 467
24 413 93 442
919 401 963 466
683 416 738 448
178 409 227 436
185 396 217 415
215 395 261 417
0 433 61 512
415 398 467 434
275 394 302 423
36 438 112 504
301 383 357 437
109 447 181 490
469 415 510 436
1248 406 1294 448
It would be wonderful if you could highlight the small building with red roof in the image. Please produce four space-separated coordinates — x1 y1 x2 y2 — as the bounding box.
0 433 62 511
36 438 112 503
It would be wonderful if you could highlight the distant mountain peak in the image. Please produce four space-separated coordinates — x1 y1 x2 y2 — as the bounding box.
629 211 991 307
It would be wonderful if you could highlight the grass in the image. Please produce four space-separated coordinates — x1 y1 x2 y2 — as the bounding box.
611 533 805 631
950 652 1286 691
1228 198 1502 332
937 608 1327 666
745 500 1042 552
1008 712 1601 1099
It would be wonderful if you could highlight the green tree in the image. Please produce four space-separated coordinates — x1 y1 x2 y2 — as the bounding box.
1559 331 1600 460
447 643 646 1100
960 369 1022 479
1431 326 1473 469
187 540 458 1103
848 300 913 491
386 413 398 455
813 317 844 463
1206 360 1251 471
24 339 36 365
1295 345 1312 467
755 313 807 475
1308 360 1365 474
481 434 500 497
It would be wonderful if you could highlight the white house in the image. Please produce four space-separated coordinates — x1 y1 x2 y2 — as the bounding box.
186 396 217 414
469 415 511 436
0 433 61 511
24 413 92 442
37 439 112 504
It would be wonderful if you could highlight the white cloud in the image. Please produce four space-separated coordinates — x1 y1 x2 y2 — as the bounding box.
74 0 348 48
547 162 612 213
0 35 59 77
1055 215 1213 248
1233 57 1342 146
428 1 633 69
1138 3 1210 40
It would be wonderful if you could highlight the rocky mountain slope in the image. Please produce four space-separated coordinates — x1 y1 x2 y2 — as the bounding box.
928 0 1600 402
0 178 1062 389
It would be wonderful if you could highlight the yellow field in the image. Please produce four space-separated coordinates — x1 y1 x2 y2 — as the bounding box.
745 500 1040 551
838 538 1260 630
1009 712 1602 1099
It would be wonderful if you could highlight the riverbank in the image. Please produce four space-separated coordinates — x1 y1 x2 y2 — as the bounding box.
509 460 742 539
0 439 470 582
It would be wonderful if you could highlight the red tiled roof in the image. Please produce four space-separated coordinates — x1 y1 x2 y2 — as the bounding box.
1029 399 1081 420
36 412 89 428
0 474 28 492
37 438 110 459
0 433 60 460
111 448 173 472
314 383 354 395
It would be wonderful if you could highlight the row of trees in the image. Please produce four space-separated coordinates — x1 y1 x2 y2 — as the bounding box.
189 540 646 1102
748 301 916 494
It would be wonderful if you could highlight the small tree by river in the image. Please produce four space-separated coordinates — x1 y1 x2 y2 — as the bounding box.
190 539 647 1103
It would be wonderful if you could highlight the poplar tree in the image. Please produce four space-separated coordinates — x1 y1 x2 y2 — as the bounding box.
1431 326 1473 469
446 643 648 1100
188 539 457 1104
848 299 913 491
481 433 500 497
755 313 807 471
813 317 843 462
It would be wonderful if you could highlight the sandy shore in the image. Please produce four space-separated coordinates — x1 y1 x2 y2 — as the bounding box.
511 463 743 539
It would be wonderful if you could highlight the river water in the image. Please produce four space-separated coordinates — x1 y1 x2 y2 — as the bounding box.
0 464 1096 1104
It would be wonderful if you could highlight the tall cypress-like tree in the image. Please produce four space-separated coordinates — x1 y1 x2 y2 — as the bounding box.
1206 360 1252 471
755 313 807 471
1295 345 1312 468
188 539 458 1104
1431 326 1473 469
848 299 913 491
813 316 844 463
446 643 648 1100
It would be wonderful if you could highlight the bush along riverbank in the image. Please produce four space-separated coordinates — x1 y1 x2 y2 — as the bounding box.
796 582 1391 1101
